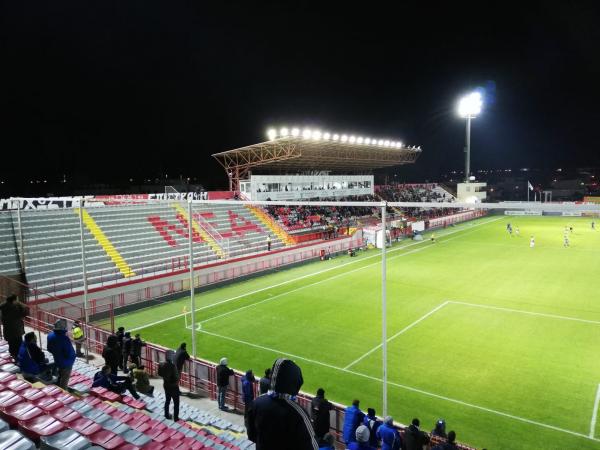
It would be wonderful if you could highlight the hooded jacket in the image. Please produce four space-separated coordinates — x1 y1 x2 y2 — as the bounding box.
158 350 179 393
342 404 364 444
376 422 402 450
246 358 318 450
216 362 234 387
242 370 255 404
47 329 76 368
0 299 29 338
102 336 121 370
18 340 46 375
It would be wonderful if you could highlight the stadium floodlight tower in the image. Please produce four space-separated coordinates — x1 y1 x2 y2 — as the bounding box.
457 91 483 183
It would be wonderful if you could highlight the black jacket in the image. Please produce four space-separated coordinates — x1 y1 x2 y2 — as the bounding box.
131 338 145 357
310 396 332 438
102 344 121 369
403 424 430 450
158 360 180 394
432 443 458 450
122 336 132 355
216 364 234 387
259 376 271 395
0 300 29 338
175 347 190 373
246 358 318 450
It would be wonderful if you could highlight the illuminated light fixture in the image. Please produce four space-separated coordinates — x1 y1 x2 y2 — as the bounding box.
332 134 340 141
291 127 300 137
349 135 356 143
365 138 371 145
377 139 384 146
384 140 390 147
323 132 331 140
312 130 322 140
302 128 312 139
341 134 348 142
396 142 402 148
390 141 395 147
357 137 364 144
267 128 277 140
457 91 483 118
280 127 289 136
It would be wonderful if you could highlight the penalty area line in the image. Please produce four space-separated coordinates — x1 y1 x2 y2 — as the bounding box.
590 383 600 438
197 328 598 443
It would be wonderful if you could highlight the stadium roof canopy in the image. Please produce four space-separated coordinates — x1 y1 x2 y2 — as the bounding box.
213 136 422 190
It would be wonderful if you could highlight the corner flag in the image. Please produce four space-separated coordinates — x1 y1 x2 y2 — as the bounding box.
527 181 534 191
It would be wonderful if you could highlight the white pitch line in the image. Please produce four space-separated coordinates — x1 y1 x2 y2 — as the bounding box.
590 384 600 438
197 328 599 443
343 301 449 370
449 301 600 326
130 217 501 332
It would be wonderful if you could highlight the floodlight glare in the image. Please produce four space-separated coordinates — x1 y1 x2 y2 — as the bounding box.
357 137 364 144
312 130 322 140
302 128 312 139
267 128 277 140
384 140 390 147
365 138 371 145
349 135 356 143
323 132 331 140
341 134 348 142
280 127 289 136
332 134 339 141
457 91 483 118
377 139 384 146
291 127 300 137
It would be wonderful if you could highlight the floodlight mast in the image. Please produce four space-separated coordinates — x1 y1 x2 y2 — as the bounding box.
457 92 483 182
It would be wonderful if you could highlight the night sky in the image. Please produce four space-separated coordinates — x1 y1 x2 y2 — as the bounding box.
2 1 600 192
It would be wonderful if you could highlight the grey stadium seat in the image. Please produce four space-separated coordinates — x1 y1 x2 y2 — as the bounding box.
0 430 35 450
40 429 90 450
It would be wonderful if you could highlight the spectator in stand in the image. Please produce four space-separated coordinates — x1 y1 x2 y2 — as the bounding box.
0 294 30 361
71 320 85 357
363 408 382 448
377 416 402 450
431 419 447 439
102 335 121 374
47 319 76 389
267 234 272 251
246 358 318 450
318 433 335 450
158 350 180 421
216 357 234 411
342 399 364 445
403 418 430 450
241 369 255 416
432 430 458 450
175 342 190 377
116 326 125 370
131 364 154 396
18 331 53 382
122 331 132 373
93 365 140 399
130 333 145 367
348 425 376 450
310 388 333 442
259 368 272 395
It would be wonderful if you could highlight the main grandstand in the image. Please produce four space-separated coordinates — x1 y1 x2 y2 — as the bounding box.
2 131 600 450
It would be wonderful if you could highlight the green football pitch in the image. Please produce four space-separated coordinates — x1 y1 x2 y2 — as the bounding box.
98 215 600 450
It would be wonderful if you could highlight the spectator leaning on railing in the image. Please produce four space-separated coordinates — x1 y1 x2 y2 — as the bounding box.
0 294 30 361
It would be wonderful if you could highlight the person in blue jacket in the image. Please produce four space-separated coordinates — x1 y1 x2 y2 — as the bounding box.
47 319 76 389
241 369 255 416
377 416 402 450
348 425 376 450
92 365 140 399
342 399 364 444
18 332 53 382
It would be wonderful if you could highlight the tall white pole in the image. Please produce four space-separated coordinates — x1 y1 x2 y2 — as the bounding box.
188 199 197 358
78 198 90 360
16 201 25 272
381 202 388 416
465 116 471 183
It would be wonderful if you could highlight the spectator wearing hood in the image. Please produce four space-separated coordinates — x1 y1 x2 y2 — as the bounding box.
318 433 335 450
310 388 333 441
376 416 402 450
102 335 121 374
216 357 234 411
259 368 271 395
363 408 382 448
348 425 376 450
115 327 125 369
175 342 190 377
242 369 256 415
431 419 447 439
246 358 318 450
432 430 458 450
122 331 132 374
92 365 140 399
18 332 53 382
404 418 430 450
342 399 364 445
158 350 180 421
47 319 76 389
130 333 145 367
0 294 29 361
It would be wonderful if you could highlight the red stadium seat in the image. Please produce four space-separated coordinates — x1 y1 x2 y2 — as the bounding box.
88 429 126 449
90 386 121 402
54 392 77 405
0 391 24 420
69 416 103 436
34 397 63 413
0 372 17 383
176 437 206 450
19 414 66 441
7 379 31 393
21 388 46 402
122 395 146 409
130 412 151 424
41 385 62 397
51 406 81 424
3 402 44 426
82 395 103 407
116 444 141 450
141 442 166 450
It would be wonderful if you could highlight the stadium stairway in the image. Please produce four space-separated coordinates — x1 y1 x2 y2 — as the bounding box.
244 205 295 246
171 203 227 259
0 212 22 276
0 336 254 450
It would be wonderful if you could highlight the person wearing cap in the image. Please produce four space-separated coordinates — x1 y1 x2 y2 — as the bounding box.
246 357 318 450
348 424 376 450
310 388 333 442
47 318 76 389
377 416 402 450
432 430 459 450
431 419 447 439
72 320 85 357
403 418 430 450
0 294 30 361
216 357 234 411
158 350 180 421
363 408 382 448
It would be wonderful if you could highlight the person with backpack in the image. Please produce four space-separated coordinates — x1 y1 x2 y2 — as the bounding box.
363 408 382 448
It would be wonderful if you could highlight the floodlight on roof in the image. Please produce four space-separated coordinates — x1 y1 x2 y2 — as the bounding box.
357 137 364 144
323 132 331 140
341 134 348 142
312 130 322 140
302 128 312 139
291 127 300 137
378 139 384 146
457 91 483 118
332 134 339 141
365 138 371 145
384 140 390 147
267 129 277 140
349 135 356 144
280 127 289 136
